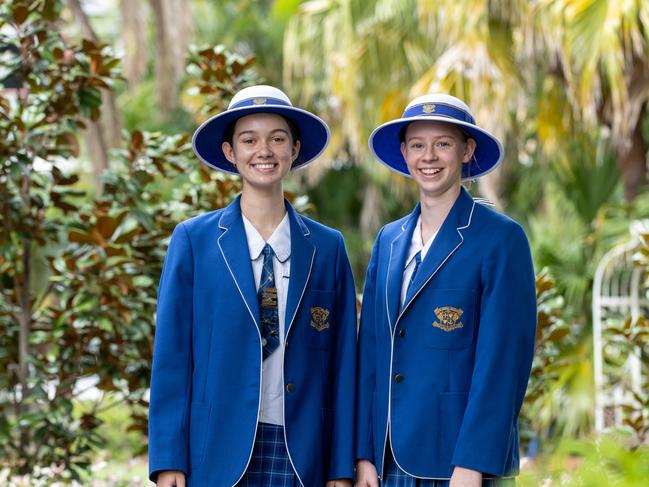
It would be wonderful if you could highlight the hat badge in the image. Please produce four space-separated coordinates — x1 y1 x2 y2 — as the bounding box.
422 103 436 114
252 97 267 105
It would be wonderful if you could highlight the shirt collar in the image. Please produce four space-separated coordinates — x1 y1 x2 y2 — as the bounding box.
405 216 439 267
242 212 291 263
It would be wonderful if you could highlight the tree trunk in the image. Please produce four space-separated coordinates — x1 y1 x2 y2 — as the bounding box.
149 0 192 117
18 237 31 399
120 0 147 89
66 0 122 193
604 56 649 202
86 120 110 189
16 167 33 470
616 105 647 202
360 179 382 240
66 0 96 40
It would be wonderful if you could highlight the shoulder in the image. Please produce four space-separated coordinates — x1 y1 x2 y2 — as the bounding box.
168 208 227 247
378 214 411 241
178 208 225 231
470 201 530 256
297 213 344 244
471 200 526 236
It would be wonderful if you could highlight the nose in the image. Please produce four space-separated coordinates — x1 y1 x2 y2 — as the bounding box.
258 140 273 158
423 143 437 161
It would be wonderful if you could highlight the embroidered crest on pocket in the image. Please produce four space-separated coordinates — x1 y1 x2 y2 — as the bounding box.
310 307 330 332
433 306 464 332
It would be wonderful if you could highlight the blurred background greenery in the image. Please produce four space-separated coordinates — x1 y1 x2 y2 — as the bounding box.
1 0 648 485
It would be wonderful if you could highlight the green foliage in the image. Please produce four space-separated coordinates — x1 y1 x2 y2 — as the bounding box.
0 1 260 481
605 224 649 444
192 0 298 86
0 0 121 479
522 271 594 444
548 131 620 227
185 44 258 119
519 434 649 487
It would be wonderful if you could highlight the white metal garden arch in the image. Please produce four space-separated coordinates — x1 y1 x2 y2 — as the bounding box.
592 221 649 431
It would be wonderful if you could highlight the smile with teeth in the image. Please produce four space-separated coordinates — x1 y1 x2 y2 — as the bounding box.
252 163 277 169
419 167 443 176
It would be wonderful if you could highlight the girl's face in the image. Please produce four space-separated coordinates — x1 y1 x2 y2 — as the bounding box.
222 113 300 191
400 121 476 200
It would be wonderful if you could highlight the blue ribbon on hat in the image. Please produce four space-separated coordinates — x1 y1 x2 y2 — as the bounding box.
230 97 292 109
402 102 475 124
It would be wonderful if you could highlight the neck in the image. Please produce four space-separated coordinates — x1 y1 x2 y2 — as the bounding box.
240 183 287 241
418 185 461 243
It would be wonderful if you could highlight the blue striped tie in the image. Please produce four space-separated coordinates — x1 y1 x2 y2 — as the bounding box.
404 250 422 306
258 244 279 359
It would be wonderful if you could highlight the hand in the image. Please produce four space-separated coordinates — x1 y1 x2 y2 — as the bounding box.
326 480 353 487
156 470 186 487
449 466 482 487
355 459 379 487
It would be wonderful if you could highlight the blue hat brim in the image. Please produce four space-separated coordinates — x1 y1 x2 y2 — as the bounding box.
192 105 330 174
368 116 504 180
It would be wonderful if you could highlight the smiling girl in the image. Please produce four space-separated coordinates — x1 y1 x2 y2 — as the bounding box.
149 85 357 487
355 94 537 487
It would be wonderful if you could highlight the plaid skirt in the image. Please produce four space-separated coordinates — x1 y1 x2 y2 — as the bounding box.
236 422 298 487
382 444 516 487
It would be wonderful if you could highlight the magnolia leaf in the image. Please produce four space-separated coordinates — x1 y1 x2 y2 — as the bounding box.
12 5 29 25
114 227 142 244
68 229 98 245
96 209 128 240
130 131 144 152
105 245 127 257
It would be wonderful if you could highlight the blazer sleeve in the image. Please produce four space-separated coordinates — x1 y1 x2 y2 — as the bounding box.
355 228 382 463
148 223 194 481
451 222 537 476
327 232 358 480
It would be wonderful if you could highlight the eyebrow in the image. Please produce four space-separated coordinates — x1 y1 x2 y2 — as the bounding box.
406 134 457 142
236 128 290 137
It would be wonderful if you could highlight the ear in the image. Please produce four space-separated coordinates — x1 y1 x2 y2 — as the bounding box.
222 141 237 166
291 140 301 162
400 141 407 160
462 138 477 164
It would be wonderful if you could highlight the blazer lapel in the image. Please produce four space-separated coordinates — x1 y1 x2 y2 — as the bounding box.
399 188 476 318
217 195 261 330
386 207 420 331
284 203 316 339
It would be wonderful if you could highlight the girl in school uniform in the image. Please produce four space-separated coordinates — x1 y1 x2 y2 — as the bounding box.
355 94 537 487
149 85 356 487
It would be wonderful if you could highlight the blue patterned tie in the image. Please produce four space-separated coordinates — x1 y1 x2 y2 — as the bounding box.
404 250 422 306
258 244 279 359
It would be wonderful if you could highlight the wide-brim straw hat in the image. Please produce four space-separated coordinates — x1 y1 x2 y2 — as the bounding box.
369 93 503 180
192 85 330 174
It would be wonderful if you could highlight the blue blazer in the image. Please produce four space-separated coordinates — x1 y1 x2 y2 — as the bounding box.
149 196 357 486
356 188 536 479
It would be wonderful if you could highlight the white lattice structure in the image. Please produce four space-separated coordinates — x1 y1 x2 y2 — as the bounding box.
593 221 649 431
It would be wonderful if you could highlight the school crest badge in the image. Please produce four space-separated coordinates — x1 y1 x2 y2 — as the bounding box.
252 97 267 105
310 307 330 332
422 103 436 114
433 306 463 332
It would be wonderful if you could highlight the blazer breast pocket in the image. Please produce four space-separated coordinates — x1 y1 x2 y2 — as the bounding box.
305 290 335 350
422 288 477 350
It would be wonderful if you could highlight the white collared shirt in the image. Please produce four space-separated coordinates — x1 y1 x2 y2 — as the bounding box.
400 216 438 308
242 212 291 426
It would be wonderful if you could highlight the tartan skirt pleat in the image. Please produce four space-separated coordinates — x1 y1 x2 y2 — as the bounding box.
382 443 516 487
236 422 297 487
